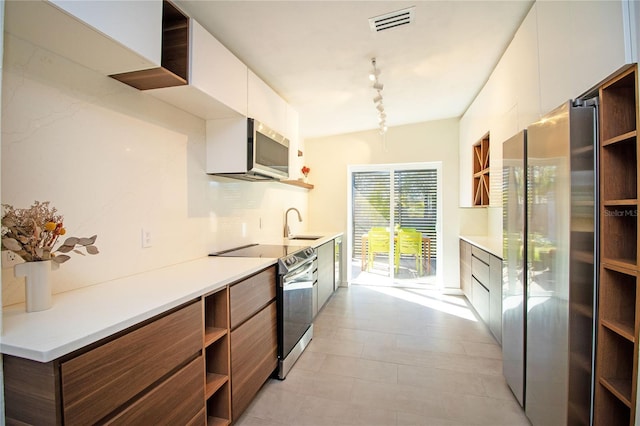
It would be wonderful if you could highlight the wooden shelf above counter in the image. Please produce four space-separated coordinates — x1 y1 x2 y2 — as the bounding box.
281 180 314 189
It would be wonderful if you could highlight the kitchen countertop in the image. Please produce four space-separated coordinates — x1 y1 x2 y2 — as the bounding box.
284 231 343 249
1 256 276 363
460 235 502 258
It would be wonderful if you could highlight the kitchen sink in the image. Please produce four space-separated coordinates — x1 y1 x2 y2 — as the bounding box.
289 235 322 240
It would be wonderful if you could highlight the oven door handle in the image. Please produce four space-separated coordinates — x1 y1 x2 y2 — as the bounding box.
282 262 315 287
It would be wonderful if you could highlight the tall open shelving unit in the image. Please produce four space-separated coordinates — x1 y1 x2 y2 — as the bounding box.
595 65 640 426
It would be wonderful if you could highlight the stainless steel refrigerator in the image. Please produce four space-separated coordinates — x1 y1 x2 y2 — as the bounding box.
502 129 527 408
502 100 597 425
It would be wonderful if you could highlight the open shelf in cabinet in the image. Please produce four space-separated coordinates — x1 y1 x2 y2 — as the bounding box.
110 0 189 90
203 288 230 424
205 339 229 398
601 139 637 201
598 327 635 405
206 382 230 426
599 265 637 341
472 132 490 206
596 384 631 425
601 68 637 142
601 206 638 269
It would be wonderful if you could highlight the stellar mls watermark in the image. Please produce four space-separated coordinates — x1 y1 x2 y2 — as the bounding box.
605 208 638 217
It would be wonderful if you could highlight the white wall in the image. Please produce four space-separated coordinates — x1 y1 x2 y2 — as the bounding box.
1 34 307 306
304 118 461 288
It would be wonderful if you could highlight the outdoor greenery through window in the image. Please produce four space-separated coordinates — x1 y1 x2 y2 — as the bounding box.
352 168 438 264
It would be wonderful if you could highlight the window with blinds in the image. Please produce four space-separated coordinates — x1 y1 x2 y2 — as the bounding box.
394 169 438 252
352 168 438 261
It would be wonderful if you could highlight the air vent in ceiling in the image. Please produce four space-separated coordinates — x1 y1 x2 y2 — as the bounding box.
368 6 415 32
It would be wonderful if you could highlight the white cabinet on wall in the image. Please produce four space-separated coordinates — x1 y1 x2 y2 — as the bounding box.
148 19 248 119
286 105 301 179
4 0 162 75
248 70 287 135
537 0 629 114
459 0 633 207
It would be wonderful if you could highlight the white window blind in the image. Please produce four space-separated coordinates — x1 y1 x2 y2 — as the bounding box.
352 168 437 259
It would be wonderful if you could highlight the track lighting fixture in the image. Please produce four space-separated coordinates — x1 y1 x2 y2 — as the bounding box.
369 57 387 134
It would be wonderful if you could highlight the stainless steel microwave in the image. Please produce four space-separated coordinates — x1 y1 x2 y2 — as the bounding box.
205 117 290 181
247 118 289 180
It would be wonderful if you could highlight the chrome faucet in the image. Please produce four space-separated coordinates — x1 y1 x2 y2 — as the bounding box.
284 207 302 238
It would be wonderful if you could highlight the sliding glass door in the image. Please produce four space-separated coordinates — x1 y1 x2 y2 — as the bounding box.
348 163 441 287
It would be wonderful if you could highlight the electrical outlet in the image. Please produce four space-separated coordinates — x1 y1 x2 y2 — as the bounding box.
141 228 152 248
2 251 21 268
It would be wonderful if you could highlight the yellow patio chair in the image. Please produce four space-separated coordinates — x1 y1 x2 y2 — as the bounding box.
367 227 390 271
395 229 423 275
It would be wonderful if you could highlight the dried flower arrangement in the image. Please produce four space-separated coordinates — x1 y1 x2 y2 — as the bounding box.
1 201 99 264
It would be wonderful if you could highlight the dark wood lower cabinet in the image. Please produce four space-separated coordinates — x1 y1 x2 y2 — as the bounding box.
3 266 279 426
61 301 202 424
105 355 204 425
3 356 61 425
231 301 278 420
3 300 204 426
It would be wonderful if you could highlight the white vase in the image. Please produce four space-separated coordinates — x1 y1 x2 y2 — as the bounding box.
14 260 57 312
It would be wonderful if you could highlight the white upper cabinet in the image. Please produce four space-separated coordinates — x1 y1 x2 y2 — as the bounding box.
4 0 161 75
146 19 248 119
248 70 287 135
537 0 628 114
188 20 248 116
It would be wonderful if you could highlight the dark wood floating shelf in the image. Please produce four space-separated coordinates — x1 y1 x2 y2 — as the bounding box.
281 180 314 189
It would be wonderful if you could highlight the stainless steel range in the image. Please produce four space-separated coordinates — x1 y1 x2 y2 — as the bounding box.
210 244 316 379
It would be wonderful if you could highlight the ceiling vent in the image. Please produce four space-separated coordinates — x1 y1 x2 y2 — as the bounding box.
368 6 415 32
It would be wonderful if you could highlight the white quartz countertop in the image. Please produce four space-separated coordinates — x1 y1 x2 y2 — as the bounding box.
460 235 502 258
1 256 276 362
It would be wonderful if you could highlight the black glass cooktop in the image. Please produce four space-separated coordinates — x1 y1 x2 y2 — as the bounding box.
209 244 308 258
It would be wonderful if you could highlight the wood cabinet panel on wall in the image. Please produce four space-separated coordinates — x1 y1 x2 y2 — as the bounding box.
230 301 278 420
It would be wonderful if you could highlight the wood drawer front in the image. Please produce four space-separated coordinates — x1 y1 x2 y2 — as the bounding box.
471 245 491 264
471 255 490 285
105 355 204 425
61 301 203 425
230 266 276 329
231 301 277 420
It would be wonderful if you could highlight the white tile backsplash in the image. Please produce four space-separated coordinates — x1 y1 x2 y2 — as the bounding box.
1 35 307 306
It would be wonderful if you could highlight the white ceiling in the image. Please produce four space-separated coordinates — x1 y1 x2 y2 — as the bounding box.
176 1 534 139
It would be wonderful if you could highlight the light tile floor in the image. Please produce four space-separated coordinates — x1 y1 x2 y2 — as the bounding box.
235 285 530 426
